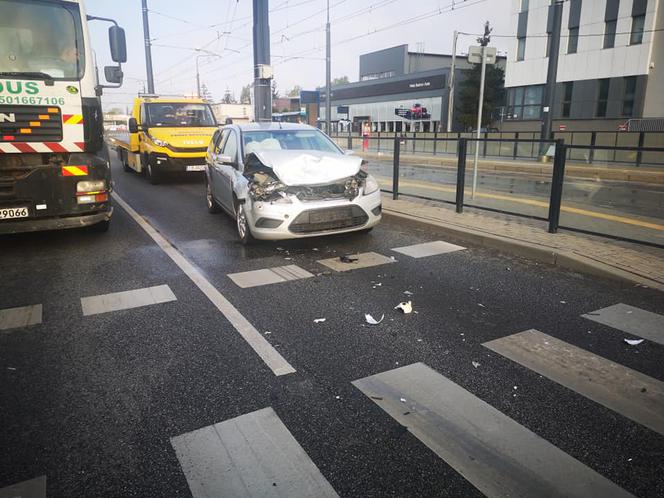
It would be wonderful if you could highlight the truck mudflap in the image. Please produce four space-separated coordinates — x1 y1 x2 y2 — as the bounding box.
0 153 112 234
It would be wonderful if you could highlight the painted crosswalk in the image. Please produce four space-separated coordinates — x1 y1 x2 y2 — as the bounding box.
80 284 177 316
316 251 395 272
391 240 466 258
484 329 664 435
0 475 46 498
0 304 42 331
582 303 664 346
171 407 339 498
352 362 634 498
228 265 314 288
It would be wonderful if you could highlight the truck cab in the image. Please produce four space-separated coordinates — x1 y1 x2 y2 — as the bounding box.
115 96 217 184
0 0 126 234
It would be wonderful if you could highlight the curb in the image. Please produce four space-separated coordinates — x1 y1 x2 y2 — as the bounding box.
382 208 664 292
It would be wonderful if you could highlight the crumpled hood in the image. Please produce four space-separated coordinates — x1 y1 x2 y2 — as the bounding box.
250 150 362 186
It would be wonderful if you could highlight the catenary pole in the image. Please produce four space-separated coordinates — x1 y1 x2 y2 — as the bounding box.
446 30 458 133
141 0 155 93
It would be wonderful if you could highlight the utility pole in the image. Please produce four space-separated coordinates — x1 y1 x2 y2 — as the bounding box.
471 21 491 199
141 0 155 93
446 30 458 133
252 0 272 122
540 0 564 159
325 0 331 134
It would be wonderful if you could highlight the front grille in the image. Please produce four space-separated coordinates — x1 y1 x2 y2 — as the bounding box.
166 145 209 153
0 105 63 142
289 205 368 234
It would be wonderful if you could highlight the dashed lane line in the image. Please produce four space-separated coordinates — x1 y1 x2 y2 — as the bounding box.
81 284 176 316
0 304 42 331
111 192 296 377
171 407 339 498
353 362 634 498
391 240 466 258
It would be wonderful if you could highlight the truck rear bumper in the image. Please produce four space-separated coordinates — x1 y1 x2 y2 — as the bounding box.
0 208 112 235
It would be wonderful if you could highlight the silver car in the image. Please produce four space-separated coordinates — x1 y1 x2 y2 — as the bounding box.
204 123 382 244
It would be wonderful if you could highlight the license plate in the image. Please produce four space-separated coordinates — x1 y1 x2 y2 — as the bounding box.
186 165 206 172
310 207 351 223
0 206 29 220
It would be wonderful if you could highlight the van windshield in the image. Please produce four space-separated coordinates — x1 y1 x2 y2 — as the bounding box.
0 0 84 80
146 103 216 127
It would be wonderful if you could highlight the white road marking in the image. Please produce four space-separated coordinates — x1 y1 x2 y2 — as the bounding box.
112 192 295 376
484 329 664 435
171 407 339 498
228 265 314 288
0 475 46 498
0 304 42 331
317 251 395 272
391 240 466 258
353 362 634 498
80 284 176 316
582 303 664 346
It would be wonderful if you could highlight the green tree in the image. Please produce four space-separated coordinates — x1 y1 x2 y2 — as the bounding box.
331 75 349 86
456 63 505 130
287 85 302 97
239 84 252 104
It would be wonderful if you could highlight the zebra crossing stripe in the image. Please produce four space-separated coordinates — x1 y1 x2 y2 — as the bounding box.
80 285 176 316
484 330 664 435
171 407 339 498
582 303 664 346
353 362 634 498
228 265 314 288
0 475 46 498
0 304 42 331
391 240 466 258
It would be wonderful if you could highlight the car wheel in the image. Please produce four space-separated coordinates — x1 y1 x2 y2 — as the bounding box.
206 178 221 213
90 220 110 233
146 161 160 185
235 202 254 245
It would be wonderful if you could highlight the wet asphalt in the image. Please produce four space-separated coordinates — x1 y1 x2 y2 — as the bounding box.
1 152 663 497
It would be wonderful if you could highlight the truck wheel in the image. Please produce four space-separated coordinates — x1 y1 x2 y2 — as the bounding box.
235 202 254 245
146 161 160 185
206 177 221 213
122 152 131 172
91 220 110 233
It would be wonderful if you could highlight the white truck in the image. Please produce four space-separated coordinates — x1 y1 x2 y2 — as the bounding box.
0 0 127 233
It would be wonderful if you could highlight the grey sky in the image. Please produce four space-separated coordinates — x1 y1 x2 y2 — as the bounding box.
88 0 514 110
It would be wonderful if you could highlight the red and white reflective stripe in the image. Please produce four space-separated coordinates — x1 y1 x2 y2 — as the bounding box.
0 142 85 153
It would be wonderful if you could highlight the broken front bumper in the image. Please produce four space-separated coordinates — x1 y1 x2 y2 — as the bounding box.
246 189 382 240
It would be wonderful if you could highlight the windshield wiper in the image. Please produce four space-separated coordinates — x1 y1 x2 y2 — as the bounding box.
0 72 55 85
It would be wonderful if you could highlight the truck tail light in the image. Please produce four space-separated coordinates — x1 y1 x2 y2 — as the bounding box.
76 180 108 204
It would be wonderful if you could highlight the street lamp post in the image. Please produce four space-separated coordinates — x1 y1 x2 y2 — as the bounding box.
195 50 225 98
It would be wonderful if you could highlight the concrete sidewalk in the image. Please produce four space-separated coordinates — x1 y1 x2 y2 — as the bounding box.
381 193 664 292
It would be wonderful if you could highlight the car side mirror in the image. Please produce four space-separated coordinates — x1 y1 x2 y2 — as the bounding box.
219 154 237 167
104 65 123 84
109 26 127 63
344 149 355 155
128 117 139 134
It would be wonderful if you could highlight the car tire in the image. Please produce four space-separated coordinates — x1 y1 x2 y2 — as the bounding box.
146 161 160 185
359 227 373 234
235 202 254 245
206 177 222 213
91 220 110 233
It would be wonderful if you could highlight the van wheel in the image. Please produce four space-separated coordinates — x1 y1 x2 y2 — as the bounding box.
146 161 160 184
206 177 221 213
235 202 254 245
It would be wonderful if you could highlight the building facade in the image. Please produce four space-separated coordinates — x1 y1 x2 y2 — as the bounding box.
504 0 664 132
318 44 506 133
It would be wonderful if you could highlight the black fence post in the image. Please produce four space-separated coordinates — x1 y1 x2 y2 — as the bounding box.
513 132 519 159
433 130 438 155
347 127 352 150
456 138 467 213
589 131 596 164
482 132 488 158
377 131 381 153
412 131 416 154
393 136 400 200
547 139 567 234
636 132 644 167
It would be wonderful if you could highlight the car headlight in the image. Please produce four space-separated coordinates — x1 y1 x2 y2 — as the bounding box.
363 175 379 195
148 134 169 147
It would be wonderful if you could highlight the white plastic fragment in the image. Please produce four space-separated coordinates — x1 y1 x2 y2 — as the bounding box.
624 338 644 345
394 301 413 314
365 313 384 325
472 361 480 368
403 290 414 295
264 331 272 335
313 318 326 323
400 397 407 403
478 303 485 308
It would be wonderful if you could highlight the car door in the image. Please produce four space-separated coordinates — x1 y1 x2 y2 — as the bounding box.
217 129 239 211
209 129 229 207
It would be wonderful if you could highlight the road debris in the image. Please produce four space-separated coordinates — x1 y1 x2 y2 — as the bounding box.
560 300 566 304
313 318 326 323
365 313 384 325
339 254 358 263
7 367 17 371
472 361 480 368
403 290 414 296
370 396 383 401
400 397 407 403
394 301 413 314
624 338 644 346
478 303 486 308
264 331 272 335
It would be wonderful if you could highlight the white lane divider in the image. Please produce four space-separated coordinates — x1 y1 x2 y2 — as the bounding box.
171 407 339 498
228 265 314 288
111 192 296 377
81 284 176 316
391 240 466 258
0 304 42 331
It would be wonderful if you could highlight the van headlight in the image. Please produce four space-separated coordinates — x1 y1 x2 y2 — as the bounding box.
363 175 379 195
148 134 169 147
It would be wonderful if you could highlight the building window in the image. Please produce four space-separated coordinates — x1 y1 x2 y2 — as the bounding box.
520 0 529 11
622 76 637 116
507 85 543 120
562 82 573 118
603 20 617 48
630 14 645 45
596 79 610 117
516 37 526 61
567 27 579 53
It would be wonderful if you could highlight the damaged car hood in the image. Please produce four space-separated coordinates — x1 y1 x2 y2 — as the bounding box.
248 150 362 186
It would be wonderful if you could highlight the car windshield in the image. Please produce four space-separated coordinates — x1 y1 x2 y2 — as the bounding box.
242 130 341 155
146 103 216 127
0 0 84 80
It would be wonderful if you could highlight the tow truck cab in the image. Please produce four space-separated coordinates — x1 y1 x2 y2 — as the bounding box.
0 0 126 234
115 96 218 184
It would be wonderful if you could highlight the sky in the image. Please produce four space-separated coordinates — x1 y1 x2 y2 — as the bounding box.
86 0 515 111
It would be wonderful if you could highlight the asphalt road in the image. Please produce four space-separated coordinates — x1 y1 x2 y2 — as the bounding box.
1 153 663 497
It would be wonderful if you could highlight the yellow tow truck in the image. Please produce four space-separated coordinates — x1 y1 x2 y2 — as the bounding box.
111 95 217 184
